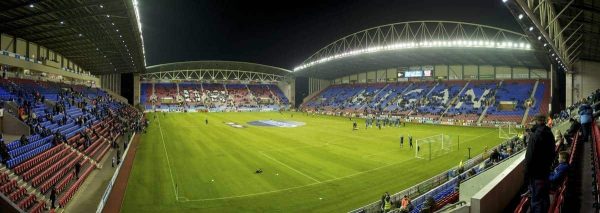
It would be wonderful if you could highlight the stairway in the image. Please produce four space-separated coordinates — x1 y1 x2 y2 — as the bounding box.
245 85 258 106
382 82 414 111
520 80 540 125
477 80 503 124
267 86 281 105
64 143 101 169
439 81 470 121
359 83 389 111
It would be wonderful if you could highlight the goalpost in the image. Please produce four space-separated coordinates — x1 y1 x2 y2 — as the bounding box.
498 124 518 139
415 134 452 160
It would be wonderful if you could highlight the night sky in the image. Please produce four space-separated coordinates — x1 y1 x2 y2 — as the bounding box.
139 0 520 69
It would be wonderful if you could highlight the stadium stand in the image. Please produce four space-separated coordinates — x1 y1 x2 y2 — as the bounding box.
0 77 145 212
140 82 289 111
303 80 549 126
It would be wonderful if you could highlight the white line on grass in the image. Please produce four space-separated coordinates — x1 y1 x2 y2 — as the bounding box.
157 116 179 201
180 130 495 202
259 151 321 183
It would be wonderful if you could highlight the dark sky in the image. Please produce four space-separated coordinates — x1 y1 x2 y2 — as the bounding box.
139 0 521 69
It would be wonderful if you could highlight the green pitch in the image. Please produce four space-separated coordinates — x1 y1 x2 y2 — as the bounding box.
121 112 504 212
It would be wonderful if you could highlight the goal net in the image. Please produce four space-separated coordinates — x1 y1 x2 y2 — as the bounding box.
415 134 452 160
498 125 518 139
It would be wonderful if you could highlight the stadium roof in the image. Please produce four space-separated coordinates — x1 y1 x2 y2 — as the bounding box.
504 0 600 71
0 0 146 74
146 61 292 76
293 21 550 79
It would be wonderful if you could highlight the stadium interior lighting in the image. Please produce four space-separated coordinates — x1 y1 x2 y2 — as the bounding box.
60 21 64 25
529 26 534 31
293 39 532 71
29 4 34 8
502 0 508 2
543 43 547 47
132 0 148 67
518 14 523 19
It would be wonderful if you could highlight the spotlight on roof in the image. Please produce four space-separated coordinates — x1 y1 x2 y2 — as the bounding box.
106 14 110 18
529 26 534 31
518 14 523 19
502 0 508 2
543 43 547 47
537 36 542 40
99 4 104 8
29 4 34 8
78 33 83 37
60 21 65 25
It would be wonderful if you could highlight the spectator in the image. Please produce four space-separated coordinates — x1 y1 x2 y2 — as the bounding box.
420 196 436 213
524 114 555 213
19 135 29 146
50 187 57 209
0 137 9 164
579 104 593 141
400 195 413 213
74 162 81 179
549 151 569 188
380 192 390 211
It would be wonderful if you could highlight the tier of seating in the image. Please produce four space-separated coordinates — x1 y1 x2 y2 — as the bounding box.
141 82 289 110
303 80 549 125
0 77 141 212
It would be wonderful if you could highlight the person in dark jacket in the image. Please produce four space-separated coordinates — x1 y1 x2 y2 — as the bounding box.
74 162 81 179
579 104 593 141
524 114 556 213
50 187 57 209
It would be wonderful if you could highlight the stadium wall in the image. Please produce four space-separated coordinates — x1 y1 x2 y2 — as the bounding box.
134 73 141 105
566 60 600 105
330 64 547 84
308 77 330 95
277 79 295 106
100 74 122 95
0 33 98 84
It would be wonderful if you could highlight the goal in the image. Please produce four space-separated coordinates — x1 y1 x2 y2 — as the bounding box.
415 134 452 160
498 124 518 139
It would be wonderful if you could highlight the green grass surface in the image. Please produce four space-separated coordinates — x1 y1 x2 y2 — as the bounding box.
122 112 504 213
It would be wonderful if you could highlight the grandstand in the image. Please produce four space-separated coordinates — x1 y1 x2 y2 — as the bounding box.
1 0 600 213
139 61 293 112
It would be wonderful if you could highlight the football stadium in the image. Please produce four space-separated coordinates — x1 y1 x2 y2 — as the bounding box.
0 0 599 213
